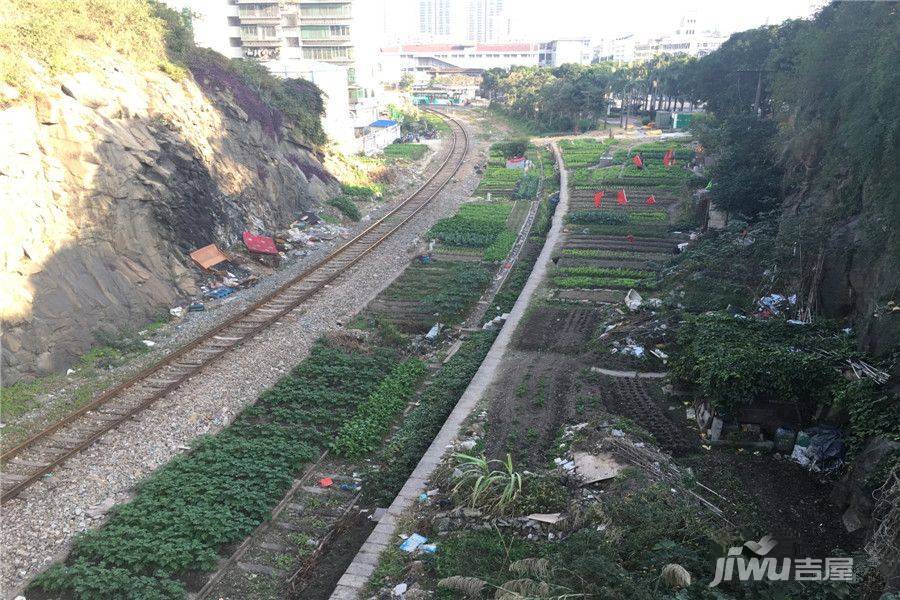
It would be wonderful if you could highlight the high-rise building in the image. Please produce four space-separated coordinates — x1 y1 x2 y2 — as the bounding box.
415 0 509 43
467 0 507 43
419 0 452 37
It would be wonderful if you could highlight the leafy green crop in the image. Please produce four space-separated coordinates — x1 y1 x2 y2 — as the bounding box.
332 359 427 459
364 332 496 505
31 342 397 598
428 202 512 247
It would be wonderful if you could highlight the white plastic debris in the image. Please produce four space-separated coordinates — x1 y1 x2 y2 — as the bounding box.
624 289 643 311
392 582 408 596
425 323 442 342
169 306 184 318
142 340 156 347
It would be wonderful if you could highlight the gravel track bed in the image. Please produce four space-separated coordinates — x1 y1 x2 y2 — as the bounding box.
1 112 488 598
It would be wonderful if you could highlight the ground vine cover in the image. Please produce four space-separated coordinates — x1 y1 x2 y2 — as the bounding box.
31 342 398 599
382 143 429 161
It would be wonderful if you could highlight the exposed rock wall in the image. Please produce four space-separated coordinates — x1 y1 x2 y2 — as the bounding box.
0 56 339 382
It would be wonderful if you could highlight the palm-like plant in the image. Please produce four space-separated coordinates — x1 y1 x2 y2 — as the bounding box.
452 452 523 513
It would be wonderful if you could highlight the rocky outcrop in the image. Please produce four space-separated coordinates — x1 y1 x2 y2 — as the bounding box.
0 55 339 382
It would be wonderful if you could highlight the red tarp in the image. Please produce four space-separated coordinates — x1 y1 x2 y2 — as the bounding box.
242 231 278 255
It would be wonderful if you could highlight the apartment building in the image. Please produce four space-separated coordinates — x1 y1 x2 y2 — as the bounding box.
181 0 380 146
538 38 592 67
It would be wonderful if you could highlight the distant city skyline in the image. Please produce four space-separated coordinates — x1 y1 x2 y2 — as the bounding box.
370 0 825 46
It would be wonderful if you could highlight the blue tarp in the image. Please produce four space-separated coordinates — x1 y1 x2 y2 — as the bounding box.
370 119 399 128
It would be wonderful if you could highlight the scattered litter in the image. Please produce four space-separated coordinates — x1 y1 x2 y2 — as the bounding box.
527 513 564 524
686 408 696 420
242 231 278 255
756 293 789 316
66 368 76 375
418 493 429 502
205 287 235 300
169 306 184 318
786 319 808 326
339 482 361 492
318 477 334 488
458 439 477 450
188 301 205 312
621 344 645 358
624 289 643 311
572 452 622 484
649 348 668 361
142 340 155 347
425 323 442 342
392 582 408 597
189 244 229 270
791 426 845 472
611 429 625 438
399 533 427 552
421 544 438 554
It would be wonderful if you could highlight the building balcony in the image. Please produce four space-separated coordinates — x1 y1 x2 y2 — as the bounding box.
241 37 282 47
300 36 352 45
299 16 351 25
239 15 281 24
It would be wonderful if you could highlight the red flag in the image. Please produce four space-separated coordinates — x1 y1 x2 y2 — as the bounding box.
631 154 644 169
647 194 656 205
627 234 635 244
663 148 675 167
617 189 627 205
594 191 604 208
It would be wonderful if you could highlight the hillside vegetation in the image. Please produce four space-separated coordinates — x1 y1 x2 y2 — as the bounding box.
0 0 326 145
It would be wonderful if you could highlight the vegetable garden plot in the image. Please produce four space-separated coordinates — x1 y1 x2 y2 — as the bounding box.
611 141 695 163
514 307 605 354
559 138 615 168
572 164 695 188
30 340 399 599
366 261 492 332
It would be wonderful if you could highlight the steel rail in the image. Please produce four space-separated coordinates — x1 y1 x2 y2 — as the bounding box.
0 109 469 504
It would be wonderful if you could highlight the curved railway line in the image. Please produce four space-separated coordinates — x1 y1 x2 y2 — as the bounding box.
0 109 470 505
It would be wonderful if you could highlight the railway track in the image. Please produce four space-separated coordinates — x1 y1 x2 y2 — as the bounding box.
0 109 470 505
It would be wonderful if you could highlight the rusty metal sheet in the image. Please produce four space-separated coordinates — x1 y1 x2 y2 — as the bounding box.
190 244 228 270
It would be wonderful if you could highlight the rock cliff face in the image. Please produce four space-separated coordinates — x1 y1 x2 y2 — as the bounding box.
0 55 339 382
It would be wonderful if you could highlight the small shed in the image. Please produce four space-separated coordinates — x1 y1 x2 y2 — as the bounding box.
362 119 401 156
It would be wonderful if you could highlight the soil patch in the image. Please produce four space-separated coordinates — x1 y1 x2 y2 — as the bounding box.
484 350 580 467
515 307 604 354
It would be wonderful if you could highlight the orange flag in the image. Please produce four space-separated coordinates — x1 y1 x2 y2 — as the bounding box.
617 189 628 205
627 233 635 243
594 191 604 207
632 154 644 169
647 194 656 205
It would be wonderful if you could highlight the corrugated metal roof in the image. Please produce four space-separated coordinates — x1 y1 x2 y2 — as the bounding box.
370 119 399 128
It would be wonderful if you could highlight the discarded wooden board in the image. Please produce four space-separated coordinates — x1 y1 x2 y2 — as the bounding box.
189 244 228 270
572 451 622 484
526 513 564 525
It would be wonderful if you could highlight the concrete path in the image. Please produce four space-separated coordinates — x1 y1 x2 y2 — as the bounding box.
329 144 570 599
